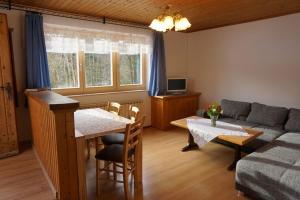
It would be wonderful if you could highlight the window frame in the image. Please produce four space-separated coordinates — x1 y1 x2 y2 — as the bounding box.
51 50 147 95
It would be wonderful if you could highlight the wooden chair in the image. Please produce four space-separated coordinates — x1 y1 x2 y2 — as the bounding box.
87 101 122 159
101 105 140 146
128 105 140 122
107 101 121 115
95 117 145 200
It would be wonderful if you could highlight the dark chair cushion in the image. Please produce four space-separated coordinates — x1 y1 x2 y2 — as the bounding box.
101 133 124 145
285 108 300 133
95 144 134 163
221 99 251 120
246 103 288 128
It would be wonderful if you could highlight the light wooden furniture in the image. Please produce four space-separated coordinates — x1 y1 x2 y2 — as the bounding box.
171 116 263 170
87 101 122 158
95 117 145 200
151 93 201 130
75 108 143 200
26 90 80 200
0 13 18 158
128 105 140 121
108 101 122 115
101 105 141 146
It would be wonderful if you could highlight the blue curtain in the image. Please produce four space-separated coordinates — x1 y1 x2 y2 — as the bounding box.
148 32 167 96
25 12 51 89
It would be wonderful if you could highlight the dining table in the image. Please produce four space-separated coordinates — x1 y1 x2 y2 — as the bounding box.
74 108 143 200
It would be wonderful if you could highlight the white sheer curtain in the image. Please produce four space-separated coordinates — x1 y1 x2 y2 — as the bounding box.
44 23 152 54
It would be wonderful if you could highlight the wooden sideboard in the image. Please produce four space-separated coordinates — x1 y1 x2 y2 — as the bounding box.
151 93 201 130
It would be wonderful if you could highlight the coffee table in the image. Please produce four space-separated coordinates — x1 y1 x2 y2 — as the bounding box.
171 116 263 170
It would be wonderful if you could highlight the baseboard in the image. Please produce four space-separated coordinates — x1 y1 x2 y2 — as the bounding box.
32 146 57 199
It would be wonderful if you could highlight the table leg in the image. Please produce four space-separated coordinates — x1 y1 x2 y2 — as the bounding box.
181 131 199 152
227 145 241 171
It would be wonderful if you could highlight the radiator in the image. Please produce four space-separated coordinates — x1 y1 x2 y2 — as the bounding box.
79 100 145 119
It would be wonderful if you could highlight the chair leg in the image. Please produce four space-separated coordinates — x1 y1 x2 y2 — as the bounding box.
96 159 99 198
113 162 117 181
123 163 130 200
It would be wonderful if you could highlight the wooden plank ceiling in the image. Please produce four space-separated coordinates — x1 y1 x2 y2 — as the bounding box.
4 0 300 32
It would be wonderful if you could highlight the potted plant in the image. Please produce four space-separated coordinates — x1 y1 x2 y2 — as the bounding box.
207 103 222 127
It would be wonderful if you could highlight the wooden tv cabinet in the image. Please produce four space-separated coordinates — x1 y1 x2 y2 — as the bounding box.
151 92 201 130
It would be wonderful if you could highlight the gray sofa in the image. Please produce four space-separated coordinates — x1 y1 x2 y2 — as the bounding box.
211 99 300 200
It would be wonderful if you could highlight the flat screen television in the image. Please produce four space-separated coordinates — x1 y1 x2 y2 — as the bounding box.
167 78 187 93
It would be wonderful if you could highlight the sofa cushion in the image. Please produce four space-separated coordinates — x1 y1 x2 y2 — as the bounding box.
246 103 288 128
243 125 286 152
285 108 300 132
236 132 300 200
221 99 251 120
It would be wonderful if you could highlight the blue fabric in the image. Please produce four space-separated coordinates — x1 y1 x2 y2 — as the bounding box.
148 32 167 96
25 12 51 89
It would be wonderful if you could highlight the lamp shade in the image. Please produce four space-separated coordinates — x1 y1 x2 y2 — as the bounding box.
175 17 191 31
163 15 174 30
149 18 167 32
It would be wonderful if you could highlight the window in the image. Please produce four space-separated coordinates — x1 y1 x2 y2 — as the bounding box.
84 53 112 87
44 24 151 94
119 53 141 85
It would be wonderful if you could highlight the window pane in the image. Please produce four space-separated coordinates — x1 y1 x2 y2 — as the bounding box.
48 52 79 89
120 54 141 85
85 53 112 87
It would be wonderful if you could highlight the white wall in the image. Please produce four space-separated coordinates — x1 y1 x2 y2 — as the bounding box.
164 31 188 78
187 13 300 109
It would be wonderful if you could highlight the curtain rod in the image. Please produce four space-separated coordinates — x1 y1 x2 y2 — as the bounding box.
0 2 150 30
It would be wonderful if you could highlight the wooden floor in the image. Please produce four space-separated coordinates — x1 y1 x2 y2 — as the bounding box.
0 127 248 200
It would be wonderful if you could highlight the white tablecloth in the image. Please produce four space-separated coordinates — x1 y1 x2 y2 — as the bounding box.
75 108 132 138
187 118 249 147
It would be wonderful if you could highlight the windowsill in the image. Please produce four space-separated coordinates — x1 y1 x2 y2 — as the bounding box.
67 89 148 97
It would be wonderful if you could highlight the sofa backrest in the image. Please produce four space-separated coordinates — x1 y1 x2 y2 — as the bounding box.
285 108 300 132
246 103 289 129
221 99 251 120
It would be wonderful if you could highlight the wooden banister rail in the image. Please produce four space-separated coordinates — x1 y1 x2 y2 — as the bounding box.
26 90 80 200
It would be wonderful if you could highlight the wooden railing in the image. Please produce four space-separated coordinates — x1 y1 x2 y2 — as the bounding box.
26 90 80 200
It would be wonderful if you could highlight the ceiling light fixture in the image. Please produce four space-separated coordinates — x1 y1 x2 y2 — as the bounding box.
149 6 191 32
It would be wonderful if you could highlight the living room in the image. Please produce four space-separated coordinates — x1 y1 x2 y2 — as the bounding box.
0 1 300 200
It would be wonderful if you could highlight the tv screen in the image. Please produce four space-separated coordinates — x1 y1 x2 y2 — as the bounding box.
167 78 187 92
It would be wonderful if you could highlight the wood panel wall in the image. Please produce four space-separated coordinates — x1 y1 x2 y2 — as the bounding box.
26 90 80 200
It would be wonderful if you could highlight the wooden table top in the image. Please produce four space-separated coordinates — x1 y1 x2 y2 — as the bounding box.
171 116 263 146
75 108 132 139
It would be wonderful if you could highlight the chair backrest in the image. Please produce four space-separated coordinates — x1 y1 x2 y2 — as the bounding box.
123 117 145 164
107 102 121 115
128 105 140 122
